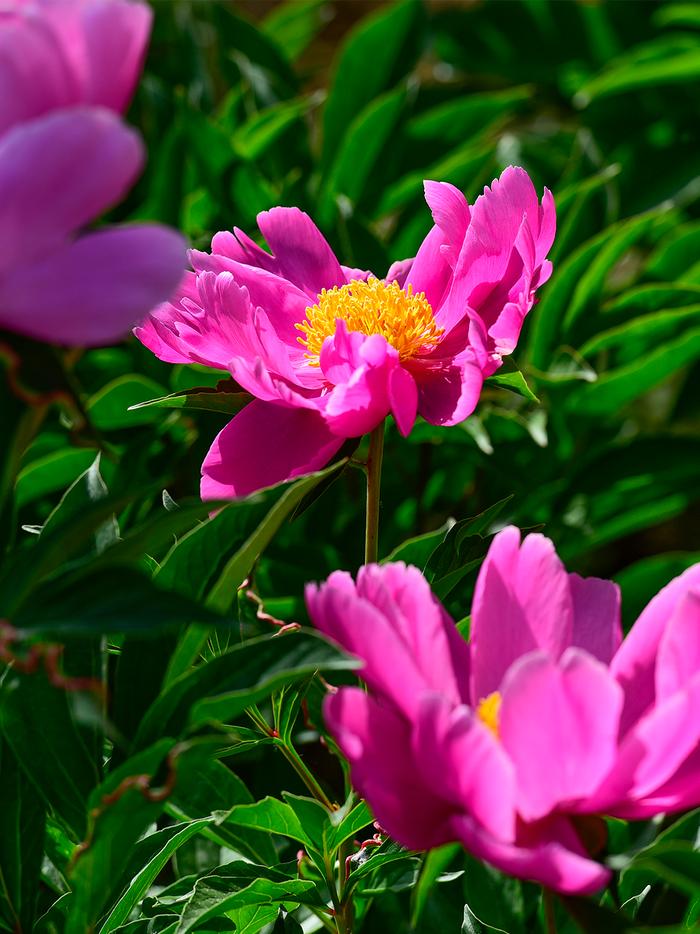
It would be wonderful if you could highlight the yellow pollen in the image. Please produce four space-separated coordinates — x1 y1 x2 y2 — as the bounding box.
476 691 502 739
295 277 443 365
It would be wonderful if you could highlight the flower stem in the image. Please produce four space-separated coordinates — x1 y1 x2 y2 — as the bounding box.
364 421 385 565
543 889 557 934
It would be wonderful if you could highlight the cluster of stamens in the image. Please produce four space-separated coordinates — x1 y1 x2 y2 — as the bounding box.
295 277 443 365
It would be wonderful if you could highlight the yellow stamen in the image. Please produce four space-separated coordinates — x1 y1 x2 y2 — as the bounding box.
476 691 502 738
295 277 443 365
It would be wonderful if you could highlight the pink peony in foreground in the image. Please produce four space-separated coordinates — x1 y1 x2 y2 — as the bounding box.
0 0 185 346
136 167 555 499
305 527 700 894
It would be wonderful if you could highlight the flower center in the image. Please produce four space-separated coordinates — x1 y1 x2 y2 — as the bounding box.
295 277 443 365
476 691 501 738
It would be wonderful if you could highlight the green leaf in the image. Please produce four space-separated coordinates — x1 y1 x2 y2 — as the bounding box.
407 86 532 143
485 369 539 404
65 740 175 934
86 375 167 429
574 38 700 106
175 864 323 934
324 800 373 854
411 844 461 927
0 736 46 933
15 448 96 510
222 797 312 849
40 454 118 554
383 525 450 567
262 0 326 61
157 462 347 613
100 819 213 934
566 328 700 415
0 669 99 840
128 385 252 416
319 87 406 224
321 0 423 171
168 753 277 865
134 629 358 748
232 99 309 161
13 566 223 638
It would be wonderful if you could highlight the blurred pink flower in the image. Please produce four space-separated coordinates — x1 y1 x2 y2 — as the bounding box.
305 527 700 895
136 167 555 498
0 0 185 346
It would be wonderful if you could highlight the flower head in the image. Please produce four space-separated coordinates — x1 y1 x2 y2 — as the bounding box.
0 0 185 346
136 167 555 499
304 527 700 894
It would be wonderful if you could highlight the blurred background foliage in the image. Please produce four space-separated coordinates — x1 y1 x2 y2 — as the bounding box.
3 1 700 931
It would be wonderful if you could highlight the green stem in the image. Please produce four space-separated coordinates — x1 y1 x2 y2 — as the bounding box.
364 421 385 564
246 707 335 810
543 889 557 934
275 738 335 810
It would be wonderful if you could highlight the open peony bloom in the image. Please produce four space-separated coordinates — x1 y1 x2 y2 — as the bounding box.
0 0 185 346
136 167 555 499
305 527 700 895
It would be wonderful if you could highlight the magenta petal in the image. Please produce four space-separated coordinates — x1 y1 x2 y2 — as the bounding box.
500 649 623 821
413 350 484 427
451 814 610 895
656 590 700 702
256 207 345 297
321 334 397 437
133 271 204 365
470 528 574 704
610 564 700 735
189 250 309 347
354 562 471 705
569 573 622 665
0 12 75 135
306 569 437 718
389 366 418 437
0 225 185 346
406 225 453 311
200 401 343 500
592 670 700 814
324 688 456 851
415 693 516 841
0 108 143 270
423 180 470 267
78 0 152 113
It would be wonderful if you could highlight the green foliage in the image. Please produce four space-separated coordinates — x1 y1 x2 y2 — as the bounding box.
1 0 700 931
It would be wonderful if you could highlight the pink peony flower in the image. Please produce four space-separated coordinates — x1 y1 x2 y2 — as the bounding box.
135 167 555 499
0 0 151 133
0 0 185 346
304 527 700 895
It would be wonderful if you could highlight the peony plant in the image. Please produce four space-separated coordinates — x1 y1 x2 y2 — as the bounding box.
136 167 554 500
0 0 184 345
306 527 700 895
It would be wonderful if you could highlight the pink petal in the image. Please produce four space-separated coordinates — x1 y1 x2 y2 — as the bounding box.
412 348 484 427
77 0 152 113
415 693 516 841
320 333 398 437
405 224 453 311
307 569 441 719
134 271 205 364
0 108 143 271
569 573 622 665
256 207 345 297
450 813 610 895
189 250 309 348
324 688 457 851
592 670 700 815
200 400 343 500
499 649 623 821
354 562 471 705
0 11 76 135
610 564 700 735
469 527 575 704
388 366 418 437
0 225 185 346
656 590 700 702
423 180 470 267
385 258 413 287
